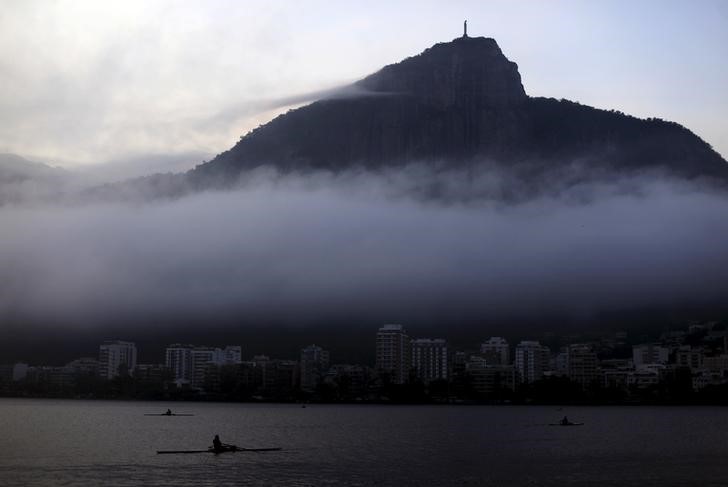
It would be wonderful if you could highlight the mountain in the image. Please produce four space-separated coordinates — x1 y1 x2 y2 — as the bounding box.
0 153 69 205
0 153 62 183
188 35 727 189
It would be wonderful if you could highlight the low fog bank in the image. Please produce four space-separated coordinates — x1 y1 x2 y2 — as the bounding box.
1 164 727 340
0 151 209 207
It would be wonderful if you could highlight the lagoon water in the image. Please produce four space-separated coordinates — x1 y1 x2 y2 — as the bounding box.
1 399 727 486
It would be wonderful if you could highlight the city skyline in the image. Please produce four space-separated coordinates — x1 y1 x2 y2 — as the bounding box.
4 319 728 404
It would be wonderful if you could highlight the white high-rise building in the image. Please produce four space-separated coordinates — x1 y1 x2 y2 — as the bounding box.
300 344 330 392
480 337 510 365
514 341 550 384
411 338 448 383
98 340 137 380
376 324 411 384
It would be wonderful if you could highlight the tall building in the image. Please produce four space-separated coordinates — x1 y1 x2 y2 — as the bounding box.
376 324 411 384
554 347 570 377
190 347 220 389
191 345 243 389
300 344 330 392
480 337 510 365
568 344 600 390
165 344 194 386
165 344 242 389
514 341 550 384
98 340 137 380
411 338 448 383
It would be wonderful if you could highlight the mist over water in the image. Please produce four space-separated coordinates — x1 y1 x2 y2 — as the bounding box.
1 163 727 340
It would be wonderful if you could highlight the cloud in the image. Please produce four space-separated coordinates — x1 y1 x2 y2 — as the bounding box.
1 165 727 337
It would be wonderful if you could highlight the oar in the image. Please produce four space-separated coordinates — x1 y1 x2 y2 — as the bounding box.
157 450 210 454
144 413 194 416
156 447 282 454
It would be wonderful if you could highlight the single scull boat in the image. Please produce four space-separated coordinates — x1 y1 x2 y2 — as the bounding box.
157 446 281 454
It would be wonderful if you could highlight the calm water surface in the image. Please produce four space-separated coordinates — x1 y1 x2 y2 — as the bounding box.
1 399 726 486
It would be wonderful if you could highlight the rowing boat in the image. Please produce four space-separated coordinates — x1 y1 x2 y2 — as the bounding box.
157 446 281 454
144 413 194 416
548 422 584 426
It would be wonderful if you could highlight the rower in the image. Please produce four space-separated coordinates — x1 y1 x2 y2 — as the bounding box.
212 434 222 451
560 416 569 425
165 409 172 416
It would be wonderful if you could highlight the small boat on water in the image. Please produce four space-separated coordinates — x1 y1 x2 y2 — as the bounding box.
157 445 281 454
144 413 194 416
549 416 582 426
145 409 194 416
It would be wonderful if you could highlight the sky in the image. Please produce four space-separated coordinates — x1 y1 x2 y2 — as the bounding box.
1 0 726 170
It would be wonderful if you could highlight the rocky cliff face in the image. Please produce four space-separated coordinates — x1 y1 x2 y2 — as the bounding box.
357 36 527 108
189 36 728 186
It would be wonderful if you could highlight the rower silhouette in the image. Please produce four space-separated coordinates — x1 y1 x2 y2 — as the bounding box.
212 434 222 451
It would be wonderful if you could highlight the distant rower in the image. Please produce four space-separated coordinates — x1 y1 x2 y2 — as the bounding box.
212 434 222 451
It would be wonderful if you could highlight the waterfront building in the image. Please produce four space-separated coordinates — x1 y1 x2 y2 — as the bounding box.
326 364 371 398
191 345 243 389
703 354 728 373
190 347 221 389
479 337 510 365
11 363 28 381
411 338 448 383
514 341 550 384
98 340 137 380
244 355 298 397
165 344 194 386
633 344 669 367
554 347 569 377
676 346 704 371
65 357 99 376
165 344 242 389
568 344 600 390
376 324 411 384
135 363 170 385
466 356 515 395
601 364 632 391
692 369 726 391
629 364 665 389
300 344 330 392
222 346 242 364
